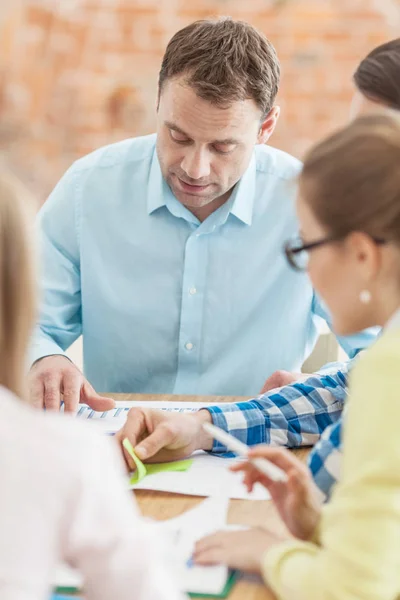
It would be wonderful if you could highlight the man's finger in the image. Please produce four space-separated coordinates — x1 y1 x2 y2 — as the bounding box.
135 422 177 461
62 373 81 413
29 378 45 409
43 379 62 411
121 409 148 447
116 409 148 470
81 382 115 411
122 444 138 472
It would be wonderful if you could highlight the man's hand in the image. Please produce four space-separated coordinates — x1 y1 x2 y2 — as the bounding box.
260 370 309 394
115 408 214 470
28 355 115 413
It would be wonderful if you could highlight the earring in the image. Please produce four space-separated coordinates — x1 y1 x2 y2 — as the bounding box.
360 290 371 304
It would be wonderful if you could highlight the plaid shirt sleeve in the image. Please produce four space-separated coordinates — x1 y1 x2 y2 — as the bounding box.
307 416 343 501
206 368 348 454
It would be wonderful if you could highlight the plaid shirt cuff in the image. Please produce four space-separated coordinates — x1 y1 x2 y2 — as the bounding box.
206 402 268 454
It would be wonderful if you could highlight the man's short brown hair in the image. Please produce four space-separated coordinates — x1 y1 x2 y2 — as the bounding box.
158 17 280 118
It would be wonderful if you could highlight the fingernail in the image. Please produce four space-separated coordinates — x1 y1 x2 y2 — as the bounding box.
135 445 147 459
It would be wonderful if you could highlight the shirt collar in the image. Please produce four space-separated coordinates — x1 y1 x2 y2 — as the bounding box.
147 149 168 215
147 152 199 225
229 152 256 226
147 145 256 226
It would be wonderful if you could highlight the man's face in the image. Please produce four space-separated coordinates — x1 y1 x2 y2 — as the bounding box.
156 77 268 210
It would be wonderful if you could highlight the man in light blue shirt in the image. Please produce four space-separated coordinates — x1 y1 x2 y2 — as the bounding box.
28 18 375 412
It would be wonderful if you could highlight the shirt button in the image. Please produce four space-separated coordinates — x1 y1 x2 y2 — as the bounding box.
185 342 194 351
189 287 197 295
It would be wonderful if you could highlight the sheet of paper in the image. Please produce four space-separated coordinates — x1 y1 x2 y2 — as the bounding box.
148 496 231 596
132 451 270 500
54 497 233 597
53 563 82 592
69 400 218 434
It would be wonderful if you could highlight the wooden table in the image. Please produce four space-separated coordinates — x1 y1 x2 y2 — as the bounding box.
110 393 310 600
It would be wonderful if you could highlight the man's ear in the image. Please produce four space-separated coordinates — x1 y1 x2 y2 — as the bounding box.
257 106 281 144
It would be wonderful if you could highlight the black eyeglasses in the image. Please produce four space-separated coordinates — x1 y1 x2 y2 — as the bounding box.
284 235 386 272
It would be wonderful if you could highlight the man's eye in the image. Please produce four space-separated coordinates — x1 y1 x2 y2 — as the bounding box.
213 144 236 155
170 129 190 143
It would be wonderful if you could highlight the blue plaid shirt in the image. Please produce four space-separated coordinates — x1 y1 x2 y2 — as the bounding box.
207 364 349 499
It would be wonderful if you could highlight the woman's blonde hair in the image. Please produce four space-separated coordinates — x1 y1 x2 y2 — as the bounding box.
0 172 36 399
300 113 400 243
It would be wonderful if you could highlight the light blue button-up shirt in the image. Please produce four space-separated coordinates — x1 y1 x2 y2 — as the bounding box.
30 134 377 395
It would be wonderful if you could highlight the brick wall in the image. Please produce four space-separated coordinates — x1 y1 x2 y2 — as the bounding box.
0 0 399 199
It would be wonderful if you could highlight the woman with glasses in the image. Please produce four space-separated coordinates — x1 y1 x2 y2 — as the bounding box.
193 113 400 600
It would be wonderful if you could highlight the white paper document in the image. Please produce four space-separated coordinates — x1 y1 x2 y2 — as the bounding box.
54 497 235 597
53 562 82 591
132 451 270 500
149 496 231 596
71 400 217 434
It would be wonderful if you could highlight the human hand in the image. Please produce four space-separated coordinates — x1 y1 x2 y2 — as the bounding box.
260 370 308 394
193 526 288 573
28 355 115 413
231 446 321 540
115 408 214 470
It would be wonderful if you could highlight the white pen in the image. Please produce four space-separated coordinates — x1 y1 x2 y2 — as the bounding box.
203 422 288 483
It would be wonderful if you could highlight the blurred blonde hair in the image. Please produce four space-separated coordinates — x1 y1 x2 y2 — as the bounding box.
0 172 36 399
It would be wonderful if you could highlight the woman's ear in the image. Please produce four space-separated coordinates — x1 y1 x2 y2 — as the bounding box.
346 231 382 281
257 106 281 144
